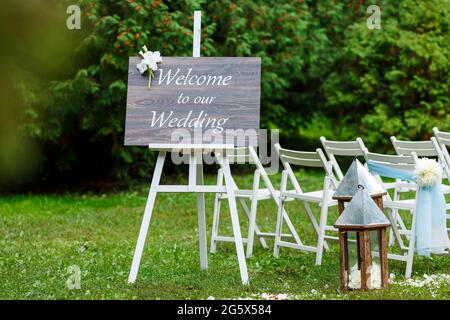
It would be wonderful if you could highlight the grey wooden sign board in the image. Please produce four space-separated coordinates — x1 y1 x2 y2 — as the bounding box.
124 57 261 146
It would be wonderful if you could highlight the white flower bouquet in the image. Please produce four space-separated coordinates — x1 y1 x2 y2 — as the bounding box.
415 158 442 188
136 45 162 88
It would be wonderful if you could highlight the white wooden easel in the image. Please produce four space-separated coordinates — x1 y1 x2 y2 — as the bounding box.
127 12 249 285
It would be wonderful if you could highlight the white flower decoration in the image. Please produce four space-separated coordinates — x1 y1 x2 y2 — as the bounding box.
415 158 442 188
136 45 163 88
136 61 148 74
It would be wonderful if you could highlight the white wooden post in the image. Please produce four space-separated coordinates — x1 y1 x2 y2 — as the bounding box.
195 151 208 270
193 10 201 58
192 10 208 270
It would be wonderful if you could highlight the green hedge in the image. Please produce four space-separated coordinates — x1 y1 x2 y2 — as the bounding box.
12 0 450 187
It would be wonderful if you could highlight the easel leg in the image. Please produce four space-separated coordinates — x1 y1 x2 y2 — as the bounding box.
210 169 224 253
128 151 166 284
274 170 288 257
195 152 208 270
220 156 249 285
246 170 260 257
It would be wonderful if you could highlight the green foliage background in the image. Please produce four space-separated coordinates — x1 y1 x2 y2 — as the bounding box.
5 0 450 188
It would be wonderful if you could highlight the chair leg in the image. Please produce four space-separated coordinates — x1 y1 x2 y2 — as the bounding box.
273 199 284 258
316 177 331 265
386 209 407 250
405 209 417 278
398 213 409 241
246 195 259 258
238 199 268 249
303 202 329 252
315 205 329 265
210 195 222 254
274 171 288 258
389 185 400 246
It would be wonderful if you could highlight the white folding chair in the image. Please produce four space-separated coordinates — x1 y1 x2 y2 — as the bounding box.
320 137 398 191
363 149 419 277
273 144 338 265
433 127 450 230
433 127 450 180
364 149 450 277
391 136 450 194
391 136 450 236
210 147 303 258
320 137 367 181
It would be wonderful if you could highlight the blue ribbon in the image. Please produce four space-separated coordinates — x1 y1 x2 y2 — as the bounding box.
367 160 450 256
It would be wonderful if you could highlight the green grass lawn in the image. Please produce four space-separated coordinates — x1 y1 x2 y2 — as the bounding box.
0 171 449 300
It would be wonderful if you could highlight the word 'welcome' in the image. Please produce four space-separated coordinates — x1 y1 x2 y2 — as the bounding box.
158 68 232 86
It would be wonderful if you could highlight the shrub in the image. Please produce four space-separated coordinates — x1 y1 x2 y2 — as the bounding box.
11 0 450 188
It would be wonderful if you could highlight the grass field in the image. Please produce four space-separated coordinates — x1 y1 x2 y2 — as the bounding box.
0 171 449 300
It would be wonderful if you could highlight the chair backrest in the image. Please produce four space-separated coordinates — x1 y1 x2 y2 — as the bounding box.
320 137 367 180
433 127 450 147
391 136 450 179
363 149 417 188
390 136 439 157
433 127 450 179
275 143 338 190
363 149 416 170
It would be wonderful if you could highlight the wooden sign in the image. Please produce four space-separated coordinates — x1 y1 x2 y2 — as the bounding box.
124 57 261 146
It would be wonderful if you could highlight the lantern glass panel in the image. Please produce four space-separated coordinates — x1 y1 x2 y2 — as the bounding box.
369 230 382 289
347 231 361 289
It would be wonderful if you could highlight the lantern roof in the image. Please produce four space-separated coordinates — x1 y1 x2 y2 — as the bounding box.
334 185 390 229
332 159 386 200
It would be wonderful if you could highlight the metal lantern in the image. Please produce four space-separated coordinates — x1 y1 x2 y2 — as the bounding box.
332 159 386 214
334 185 391 290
